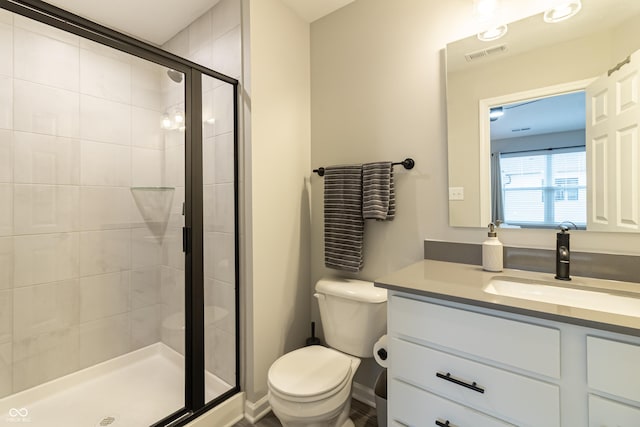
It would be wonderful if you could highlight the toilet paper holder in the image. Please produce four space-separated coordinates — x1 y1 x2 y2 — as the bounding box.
376 348 387 361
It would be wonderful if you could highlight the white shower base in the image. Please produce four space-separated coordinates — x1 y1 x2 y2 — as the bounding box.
0 343 232 427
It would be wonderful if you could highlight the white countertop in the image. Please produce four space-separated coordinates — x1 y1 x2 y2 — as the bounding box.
374 260 640 336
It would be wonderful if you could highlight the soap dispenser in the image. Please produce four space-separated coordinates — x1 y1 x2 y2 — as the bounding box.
482 222 503 272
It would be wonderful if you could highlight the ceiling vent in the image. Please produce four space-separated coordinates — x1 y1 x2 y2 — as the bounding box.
465 44 507 62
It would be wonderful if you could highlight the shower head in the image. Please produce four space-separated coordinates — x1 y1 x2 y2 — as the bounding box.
167 69 183 83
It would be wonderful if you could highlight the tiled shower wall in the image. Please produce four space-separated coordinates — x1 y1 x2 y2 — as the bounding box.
0 10 170 396
161 0 240 387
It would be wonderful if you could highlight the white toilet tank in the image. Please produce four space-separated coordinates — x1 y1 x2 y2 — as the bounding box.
315 278 387 358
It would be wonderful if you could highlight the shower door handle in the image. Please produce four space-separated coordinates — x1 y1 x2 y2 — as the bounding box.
182 227 190 253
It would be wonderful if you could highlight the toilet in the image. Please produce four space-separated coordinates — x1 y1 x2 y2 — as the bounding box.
267 278 387 427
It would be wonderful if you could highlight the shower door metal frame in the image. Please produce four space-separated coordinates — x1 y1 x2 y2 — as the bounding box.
0 1 241 426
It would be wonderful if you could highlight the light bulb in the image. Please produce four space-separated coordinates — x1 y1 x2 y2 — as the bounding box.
544 0 582 23
161 115 172 130
477 24 508 42
174 111 185 124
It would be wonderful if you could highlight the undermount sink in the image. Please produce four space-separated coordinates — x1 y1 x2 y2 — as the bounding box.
484 276 640 317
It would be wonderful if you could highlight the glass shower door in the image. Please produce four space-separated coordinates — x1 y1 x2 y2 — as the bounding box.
0 9 188 425
202 73 237 404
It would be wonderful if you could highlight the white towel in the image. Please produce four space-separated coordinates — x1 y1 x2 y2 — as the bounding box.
324 164 364 272
362 162 395 221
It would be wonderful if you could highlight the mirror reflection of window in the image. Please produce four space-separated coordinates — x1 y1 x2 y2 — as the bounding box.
490 92 586 229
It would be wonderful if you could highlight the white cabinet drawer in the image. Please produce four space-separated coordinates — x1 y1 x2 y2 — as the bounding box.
390 379 514 427
587 336 640 402
589 394 640 426
391 337 560 427
389 295 560 378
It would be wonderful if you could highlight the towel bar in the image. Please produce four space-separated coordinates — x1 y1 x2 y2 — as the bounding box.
313 158 415 177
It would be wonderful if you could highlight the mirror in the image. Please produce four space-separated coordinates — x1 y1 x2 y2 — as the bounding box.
446 0 640 232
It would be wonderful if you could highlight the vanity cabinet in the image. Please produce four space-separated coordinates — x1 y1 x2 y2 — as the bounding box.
587 337 640 426
387 292 640 427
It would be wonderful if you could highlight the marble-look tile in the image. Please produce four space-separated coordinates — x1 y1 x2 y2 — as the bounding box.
131 305 160 350
0 183 11 236
80 94 131 145
14 27 79 91
13 80 79 138
0 22 12 78
211 183 235 233
160 266 185 315
162 225 185 271
214 132 235 184
132 106 163 149
79 313 130 368
164 143 185 188
0 237 12 290
14 14 79 46
212 0 242 40
79 272 130 322
80 140 130 186
13 184 79 235
0 130 10 183
188 11 212 56
0 289 11 344
12 326 80 393
80 187 132 230
132 147 163 187
79 229 131 276
132 227 162 269
204 278 235 335
0 342 10 398
131 267 160 309
80 48 131 103
205 231 235 283
0 75 11 130
13 279 80 341
162 28 188 58
212 83 235 136
212 26 241 80
131 58 162 111
13 132 80 185
205 327 235 385
13 232 79 287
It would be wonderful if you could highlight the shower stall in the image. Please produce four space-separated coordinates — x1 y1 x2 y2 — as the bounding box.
0 1 239 426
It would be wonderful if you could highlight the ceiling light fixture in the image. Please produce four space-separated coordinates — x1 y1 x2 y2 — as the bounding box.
477 24 508 42
544 0 582 23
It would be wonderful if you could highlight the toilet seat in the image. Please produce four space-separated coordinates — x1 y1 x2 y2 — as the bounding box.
268 346 352 402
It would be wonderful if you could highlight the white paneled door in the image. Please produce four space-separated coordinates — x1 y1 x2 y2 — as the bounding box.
586 50 640 232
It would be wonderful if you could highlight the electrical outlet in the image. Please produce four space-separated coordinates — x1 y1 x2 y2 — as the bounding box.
449 187 464 201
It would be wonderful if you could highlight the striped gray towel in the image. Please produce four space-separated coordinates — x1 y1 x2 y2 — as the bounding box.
362 162 395 221
324 164 364 272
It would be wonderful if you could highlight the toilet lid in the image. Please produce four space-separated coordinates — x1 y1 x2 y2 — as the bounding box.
268 346 352 398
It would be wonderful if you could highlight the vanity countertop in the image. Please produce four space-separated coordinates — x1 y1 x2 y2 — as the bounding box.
374 260 640 337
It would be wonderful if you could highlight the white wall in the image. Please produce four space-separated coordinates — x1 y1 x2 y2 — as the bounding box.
244 0 312 404
310 0 640 389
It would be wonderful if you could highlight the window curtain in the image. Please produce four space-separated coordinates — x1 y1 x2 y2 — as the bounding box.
491 153 504 224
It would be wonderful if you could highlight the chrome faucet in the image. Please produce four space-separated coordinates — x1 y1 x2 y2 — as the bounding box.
555 225 571 281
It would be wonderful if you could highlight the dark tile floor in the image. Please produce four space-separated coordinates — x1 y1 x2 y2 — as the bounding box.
233 399 378 427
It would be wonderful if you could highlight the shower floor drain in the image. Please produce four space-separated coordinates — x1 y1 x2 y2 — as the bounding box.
98 416 116 426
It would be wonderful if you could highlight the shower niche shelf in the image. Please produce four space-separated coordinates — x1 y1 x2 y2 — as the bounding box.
130 186 176 242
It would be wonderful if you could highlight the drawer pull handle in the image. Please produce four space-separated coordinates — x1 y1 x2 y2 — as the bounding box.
435 420 457 427
436 372 485 394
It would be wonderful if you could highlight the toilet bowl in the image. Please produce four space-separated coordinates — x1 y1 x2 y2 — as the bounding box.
267 279 387 427
268 345 361 427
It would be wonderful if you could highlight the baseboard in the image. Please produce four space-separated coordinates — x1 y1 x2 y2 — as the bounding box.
244 393 272 424
185 392 244 427
352 381 376 408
